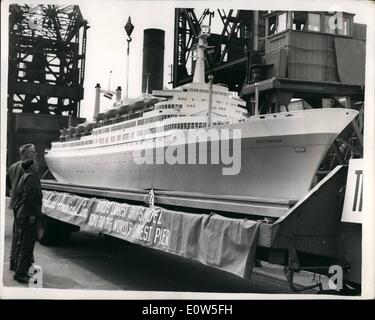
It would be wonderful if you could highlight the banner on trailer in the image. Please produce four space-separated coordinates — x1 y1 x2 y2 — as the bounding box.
42 190 259 278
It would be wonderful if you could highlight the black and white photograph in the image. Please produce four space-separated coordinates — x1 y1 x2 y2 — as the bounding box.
0 0 374 303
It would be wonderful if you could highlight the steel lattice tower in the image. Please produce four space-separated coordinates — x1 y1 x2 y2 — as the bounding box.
173 9 266 93
8 4 89 116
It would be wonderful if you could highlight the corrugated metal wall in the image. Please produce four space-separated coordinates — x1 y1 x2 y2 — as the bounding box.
264 30 364 84
288 31 338 81
264 31 290 78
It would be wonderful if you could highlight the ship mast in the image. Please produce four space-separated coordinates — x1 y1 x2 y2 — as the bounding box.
193 25 210 83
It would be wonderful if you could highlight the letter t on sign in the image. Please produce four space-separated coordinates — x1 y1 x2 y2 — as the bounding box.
342 159 364 224
352 170 363 212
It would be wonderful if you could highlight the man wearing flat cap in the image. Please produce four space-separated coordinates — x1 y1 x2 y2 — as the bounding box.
6 144 39 274
12 159 42 283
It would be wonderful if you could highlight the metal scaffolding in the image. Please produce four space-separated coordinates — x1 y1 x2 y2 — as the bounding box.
8 4 89 116
172 9 266 92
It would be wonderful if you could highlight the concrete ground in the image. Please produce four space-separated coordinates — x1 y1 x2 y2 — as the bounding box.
2 199 323 294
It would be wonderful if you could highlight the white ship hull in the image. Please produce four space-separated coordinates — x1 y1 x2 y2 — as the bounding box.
45 108 357 201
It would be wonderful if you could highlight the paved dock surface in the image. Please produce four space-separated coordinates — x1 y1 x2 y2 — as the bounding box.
2 202 320 295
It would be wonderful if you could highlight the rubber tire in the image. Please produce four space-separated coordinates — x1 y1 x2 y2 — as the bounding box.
56 223 72 245
37 214 58 245
37 215 71 246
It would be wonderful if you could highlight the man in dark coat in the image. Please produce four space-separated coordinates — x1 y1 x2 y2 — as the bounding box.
13 159 42 283
6 144 38 271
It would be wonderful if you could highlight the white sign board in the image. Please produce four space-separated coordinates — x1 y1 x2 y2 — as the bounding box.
342 159 364 224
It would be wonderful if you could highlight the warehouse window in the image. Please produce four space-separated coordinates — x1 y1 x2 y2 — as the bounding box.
308 13 320 32
338 18 350 36
269 15 277 35
269 13 288 36
324 15 335 34
277 13 287 33
324 14 350 36
292 12 307 31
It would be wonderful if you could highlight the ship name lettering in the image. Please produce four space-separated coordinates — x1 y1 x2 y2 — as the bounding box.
255 138 282 144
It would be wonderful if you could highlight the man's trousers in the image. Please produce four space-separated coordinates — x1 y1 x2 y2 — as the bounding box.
10 211 19 270
15 218 37 276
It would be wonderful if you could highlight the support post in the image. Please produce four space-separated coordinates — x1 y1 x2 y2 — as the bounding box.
254 82 260 115
207 74 213 127
94 83 101 119
351 120 364 148
332 140 346 165
125 40 130 103
124 17 134 104
253 11 259 52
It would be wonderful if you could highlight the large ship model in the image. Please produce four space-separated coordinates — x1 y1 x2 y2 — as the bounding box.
45 27 358 202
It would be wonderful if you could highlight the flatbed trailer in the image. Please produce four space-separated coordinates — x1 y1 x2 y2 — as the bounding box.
38 164 361 294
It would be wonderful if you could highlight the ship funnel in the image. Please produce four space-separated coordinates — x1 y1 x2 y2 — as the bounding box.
142 29 165 94
193 25 210 84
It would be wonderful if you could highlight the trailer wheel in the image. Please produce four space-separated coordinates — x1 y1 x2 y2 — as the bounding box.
37 214 58 245
37 215 72 245
56 223 72 245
